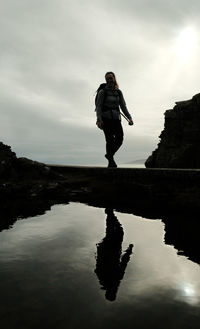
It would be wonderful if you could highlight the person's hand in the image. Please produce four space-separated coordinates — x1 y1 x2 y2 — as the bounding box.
128 119 134 126
96 120 104 129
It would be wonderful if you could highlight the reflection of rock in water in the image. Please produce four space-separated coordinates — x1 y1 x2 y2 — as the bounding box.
95 208 133 301
163 215 200 265
0 189 69 232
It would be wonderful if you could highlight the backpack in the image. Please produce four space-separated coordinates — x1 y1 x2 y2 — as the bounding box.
95 83 107 107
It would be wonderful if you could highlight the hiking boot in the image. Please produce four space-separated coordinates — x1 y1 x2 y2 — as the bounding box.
105 154 117 168
108 159 117 168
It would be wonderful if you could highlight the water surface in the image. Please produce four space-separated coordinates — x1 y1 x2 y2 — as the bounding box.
0 202 200 329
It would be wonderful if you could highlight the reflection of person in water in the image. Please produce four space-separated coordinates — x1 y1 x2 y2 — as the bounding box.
95 208 133 301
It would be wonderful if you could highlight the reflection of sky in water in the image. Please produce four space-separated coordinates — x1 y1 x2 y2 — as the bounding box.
0 203 200 329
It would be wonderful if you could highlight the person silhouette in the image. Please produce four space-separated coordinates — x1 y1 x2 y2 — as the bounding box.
95 208 133 301
95 72 134 168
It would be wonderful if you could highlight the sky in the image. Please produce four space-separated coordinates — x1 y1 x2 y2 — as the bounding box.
1 0 200 166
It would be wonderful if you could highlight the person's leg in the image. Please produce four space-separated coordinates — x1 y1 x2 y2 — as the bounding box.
113 120 124 155
103 120 117 167
103 120 115 158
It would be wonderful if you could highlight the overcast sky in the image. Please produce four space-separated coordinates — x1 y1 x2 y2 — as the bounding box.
1 0 200 165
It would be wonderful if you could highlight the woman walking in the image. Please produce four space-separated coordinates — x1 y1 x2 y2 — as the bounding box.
95 72 133 167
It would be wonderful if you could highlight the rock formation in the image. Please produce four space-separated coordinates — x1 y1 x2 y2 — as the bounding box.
145 93 200 168
0 141 69 224
0 141 80 187
0 141 58 181
0 142 17 179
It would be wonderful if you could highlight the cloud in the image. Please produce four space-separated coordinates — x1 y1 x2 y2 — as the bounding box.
100 0 200 26
0 0 200 165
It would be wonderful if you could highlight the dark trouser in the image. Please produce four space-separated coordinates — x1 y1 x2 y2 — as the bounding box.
103 119 124 158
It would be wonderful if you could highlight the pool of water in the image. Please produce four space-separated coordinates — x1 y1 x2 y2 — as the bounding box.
0 202 200 329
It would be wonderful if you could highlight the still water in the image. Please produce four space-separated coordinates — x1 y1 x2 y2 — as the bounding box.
0 202 200 329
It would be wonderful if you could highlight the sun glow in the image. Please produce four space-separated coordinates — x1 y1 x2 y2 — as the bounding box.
175 27 197 63
182 283 196 297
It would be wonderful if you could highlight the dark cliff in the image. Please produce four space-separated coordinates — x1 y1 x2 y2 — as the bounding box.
145 93 200 168
0 142 69 228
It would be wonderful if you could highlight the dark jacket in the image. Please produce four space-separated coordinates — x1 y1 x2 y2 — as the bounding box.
95 87 132 121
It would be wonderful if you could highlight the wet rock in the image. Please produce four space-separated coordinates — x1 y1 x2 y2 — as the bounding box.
145 93 200 168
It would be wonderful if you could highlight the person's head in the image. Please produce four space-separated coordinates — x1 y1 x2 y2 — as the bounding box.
105 289 117 301
105 72 119 89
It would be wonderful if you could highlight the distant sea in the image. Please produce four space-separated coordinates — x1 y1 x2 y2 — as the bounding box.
118 159 145 168
88 163 145 168
118 163 145 168
50 160 146 168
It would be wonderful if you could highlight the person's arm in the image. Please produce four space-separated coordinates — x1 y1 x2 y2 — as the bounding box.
118 244 134 279
119 90 134 125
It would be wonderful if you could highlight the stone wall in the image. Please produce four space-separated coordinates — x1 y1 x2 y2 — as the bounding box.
48 165 200 214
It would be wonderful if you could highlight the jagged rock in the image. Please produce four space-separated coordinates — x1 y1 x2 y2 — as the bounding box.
0 141 64 181
145 93 200 168
16 157 54 180
0 142 18 178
